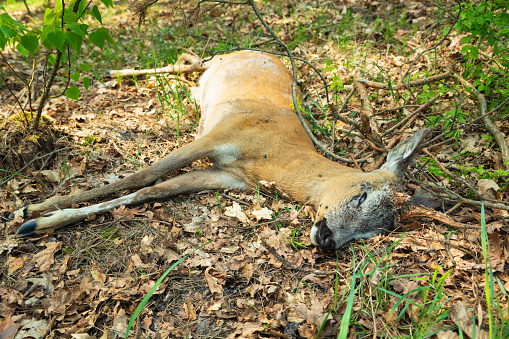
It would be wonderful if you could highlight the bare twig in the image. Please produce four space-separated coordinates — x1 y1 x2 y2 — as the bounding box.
422 148 483 201
454 74 509 169
382 94 441 137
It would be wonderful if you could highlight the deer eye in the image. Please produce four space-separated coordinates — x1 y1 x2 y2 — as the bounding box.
358 192 367 206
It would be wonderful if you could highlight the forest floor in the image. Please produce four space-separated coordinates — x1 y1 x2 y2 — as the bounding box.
1 0 508 338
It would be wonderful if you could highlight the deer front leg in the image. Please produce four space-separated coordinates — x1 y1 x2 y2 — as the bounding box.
14 138 216 219
17 169 246 237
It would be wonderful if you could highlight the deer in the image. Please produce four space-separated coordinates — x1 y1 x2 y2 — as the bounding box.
14 51 430 251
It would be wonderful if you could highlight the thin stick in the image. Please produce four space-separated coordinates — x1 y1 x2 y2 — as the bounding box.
454 74 509 169
422 148 483 201
382 93 441 137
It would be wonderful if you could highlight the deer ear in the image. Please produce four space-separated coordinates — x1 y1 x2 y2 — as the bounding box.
381 129 431 178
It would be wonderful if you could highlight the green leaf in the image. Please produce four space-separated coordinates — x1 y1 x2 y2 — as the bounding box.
77 0 87 16
20 34 39 55
63 11 79 24
91 6 102 24
100 0 114 8
101 28 115 46
0 5 5 11
65 31 82 52
79 63 92 72
0 33 5 49
55 0 63 13
470 45 479 59
89 29 105 49
65 85 80 100
16 42 28 57
461 36 471 44
68 24 85 37
1 12 21 27
48 30 66 52
41 24 55 49
71 72 80 82
44 8 57 25
80 24 89 35
461 45 471 53
83 76 90 89
0 25 16 39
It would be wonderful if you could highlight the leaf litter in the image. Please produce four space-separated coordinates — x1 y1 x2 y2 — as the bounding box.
1 0 508 338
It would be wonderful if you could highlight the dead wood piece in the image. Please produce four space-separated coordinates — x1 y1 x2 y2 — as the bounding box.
358 72 451 90
454 73 509 169
400 205 481 230
354 79 382 145
105 58 209 78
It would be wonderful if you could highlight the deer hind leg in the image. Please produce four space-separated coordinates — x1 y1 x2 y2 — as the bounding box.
17 169 246 237
14 137 217 219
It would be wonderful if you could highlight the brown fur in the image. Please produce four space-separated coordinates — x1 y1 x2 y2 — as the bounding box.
16 51 430 251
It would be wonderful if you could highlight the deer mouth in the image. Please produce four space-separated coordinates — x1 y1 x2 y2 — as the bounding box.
311 218 335 252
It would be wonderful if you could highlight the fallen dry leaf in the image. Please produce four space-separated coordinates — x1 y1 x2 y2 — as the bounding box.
450 301 489 339
204 267 227 295
6 256 24 275
224 202 249 223
0 313 18 339
13 318 49 339
251 205 273 221
32 241 62 271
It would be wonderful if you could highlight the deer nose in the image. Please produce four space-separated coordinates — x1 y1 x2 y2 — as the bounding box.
316 220 335 252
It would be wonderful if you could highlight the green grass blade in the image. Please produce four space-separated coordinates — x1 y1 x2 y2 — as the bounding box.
480 202 494 338
125 240 212 338
337 248 357 339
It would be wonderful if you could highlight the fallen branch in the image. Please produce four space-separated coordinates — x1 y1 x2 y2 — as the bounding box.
454 73 509 169
105 54 208 78
354 79 382 145
400 205 481 230
413 180 509 211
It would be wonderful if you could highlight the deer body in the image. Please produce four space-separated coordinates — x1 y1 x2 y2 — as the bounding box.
16 51 429 251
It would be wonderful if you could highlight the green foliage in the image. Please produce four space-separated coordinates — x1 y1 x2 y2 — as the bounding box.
286 229 307 250
0 0 114 111
456 164 509 190
456 1 509 100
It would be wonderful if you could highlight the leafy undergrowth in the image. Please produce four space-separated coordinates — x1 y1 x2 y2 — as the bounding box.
1 0 508 338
